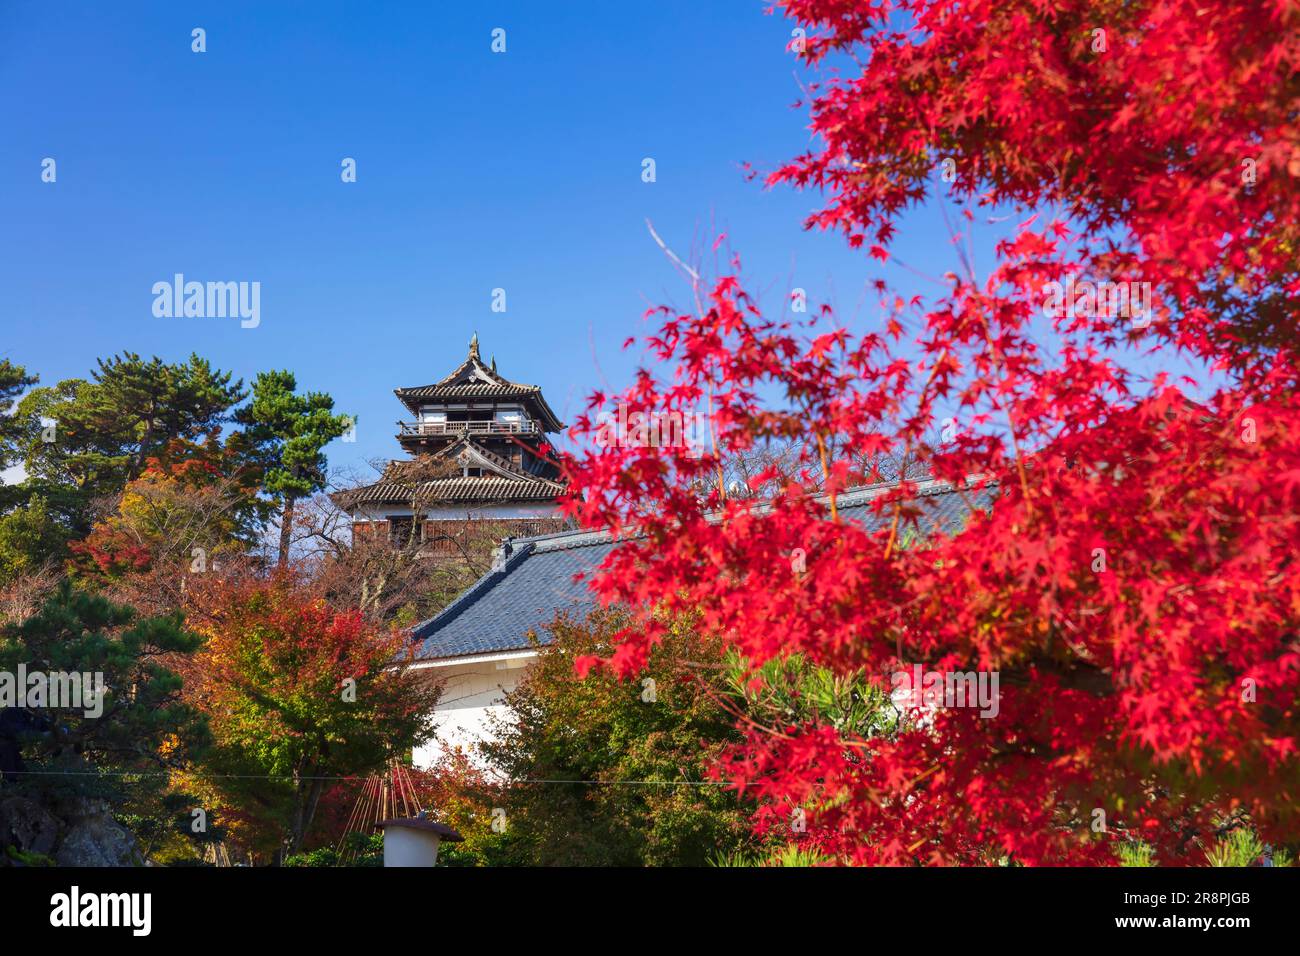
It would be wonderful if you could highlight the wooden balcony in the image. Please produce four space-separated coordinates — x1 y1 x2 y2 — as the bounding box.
398 420 538 437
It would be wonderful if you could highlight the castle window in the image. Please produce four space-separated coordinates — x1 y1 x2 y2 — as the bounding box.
389 516 420 546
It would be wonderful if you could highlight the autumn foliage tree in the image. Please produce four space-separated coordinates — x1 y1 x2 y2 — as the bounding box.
563 0 1300 864
479 609 758 866
183 574 437 862
299 461 503 629
66 435 264 617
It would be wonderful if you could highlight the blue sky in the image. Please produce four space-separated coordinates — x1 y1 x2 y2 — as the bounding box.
0 1 1188 483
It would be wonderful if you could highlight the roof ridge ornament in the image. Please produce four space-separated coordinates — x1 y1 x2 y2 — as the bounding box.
469 331 480 361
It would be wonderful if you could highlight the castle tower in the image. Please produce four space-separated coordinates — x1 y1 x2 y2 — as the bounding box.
338 334 569 551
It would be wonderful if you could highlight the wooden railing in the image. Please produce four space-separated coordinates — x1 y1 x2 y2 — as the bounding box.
398 420 538 437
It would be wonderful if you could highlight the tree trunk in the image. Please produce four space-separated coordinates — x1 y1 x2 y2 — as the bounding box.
130 411 156 481
277 496 297 568
283 768 325 859
302 777 325 848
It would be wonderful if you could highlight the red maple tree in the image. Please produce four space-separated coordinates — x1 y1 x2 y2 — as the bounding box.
562 0 1300 863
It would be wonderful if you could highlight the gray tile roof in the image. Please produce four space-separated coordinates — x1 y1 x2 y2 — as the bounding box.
395 337 565 430
338 474 566 506
410 477 995 661
396 382 541 401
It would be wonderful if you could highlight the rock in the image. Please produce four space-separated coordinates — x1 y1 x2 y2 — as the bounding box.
54 819 140 866
0 796 60 858
0 793 142 866
53 797 141 867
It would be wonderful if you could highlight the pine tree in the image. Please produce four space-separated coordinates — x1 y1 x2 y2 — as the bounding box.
0 582 211 860
15 353 245 510
0 359 37 476
235 370 352 567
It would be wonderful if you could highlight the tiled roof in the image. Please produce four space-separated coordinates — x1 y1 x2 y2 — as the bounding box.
432 342 520 388
412 535 616 660
338 435 566 507
396 382 540 401
410 477 995 661
394 340 565 431
339 474 566 506
388 435 537 480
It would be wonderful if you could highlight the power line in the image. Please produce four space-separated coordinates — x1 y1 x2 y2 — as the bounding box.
1 767 729 786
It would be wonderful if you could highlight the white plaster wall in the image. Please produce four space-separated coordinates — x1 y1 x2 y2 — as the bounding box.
353 502 561 521
422 502 561 520
412 655 534 770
